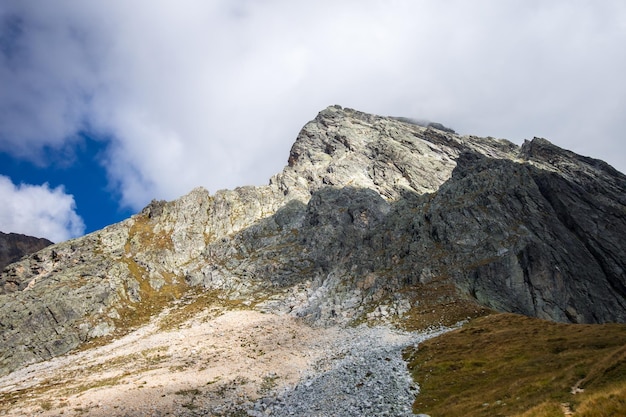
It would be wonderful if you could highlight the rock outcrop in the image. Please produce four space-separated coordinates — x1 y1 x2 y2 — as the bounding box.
0 231 52 272
1 105 625 376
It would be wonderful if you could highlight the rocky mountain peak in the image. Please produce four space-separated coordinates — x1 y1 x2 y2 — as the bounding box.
520 136 626 187
1 105 625 380
274 105 463 201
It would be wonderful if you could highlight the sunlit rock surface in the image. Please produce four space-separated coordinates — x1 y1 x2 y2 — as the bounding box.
1 105 625 376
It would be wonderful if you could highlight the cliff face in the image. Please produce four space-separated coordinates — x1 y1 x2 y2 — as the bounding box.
1 105 625 376
0 232 52 272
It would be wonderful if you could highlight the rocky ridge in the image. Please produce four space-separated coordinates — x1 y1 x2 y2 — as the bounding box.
0 231 52 272
1 105 625 380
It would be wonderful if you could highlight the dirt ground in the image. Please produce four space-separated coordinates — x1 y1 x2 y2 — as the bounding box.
0 307 349 416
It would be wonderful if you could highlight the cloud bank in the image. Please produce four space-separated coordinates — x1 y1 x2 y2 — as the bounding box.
0 176 85 242
1 0 625 211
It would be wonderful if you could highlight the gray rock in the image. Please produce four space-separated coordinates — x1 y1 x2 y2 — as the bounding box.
1 105 625 377
250 325 444 417
0 231 52 272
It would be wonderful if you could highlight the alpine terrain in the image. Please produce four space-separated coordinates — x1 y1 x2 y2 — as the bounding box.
1 105 625 416
0 232 53 272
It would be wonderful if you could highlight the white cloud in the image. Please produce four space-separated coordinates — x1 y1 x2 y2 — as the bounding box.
0 175 85 242
1 0 625 211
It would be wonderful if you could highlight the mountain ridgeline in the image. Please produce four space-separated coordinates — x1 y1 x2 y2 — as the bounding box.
0 232 53 272
1 105 625 376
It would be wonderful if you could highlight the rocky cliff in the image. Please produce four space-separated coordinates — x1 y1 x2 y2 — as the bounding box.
0 232 52 272
1 105 625 376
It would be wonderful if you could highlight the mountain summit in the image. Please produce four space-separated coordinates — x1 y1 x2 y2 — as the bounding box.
1 105 625 380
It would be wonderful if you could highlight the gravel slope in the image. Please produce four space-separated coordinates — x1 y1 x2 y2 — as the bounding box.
0 307 447 416
251 325 447 417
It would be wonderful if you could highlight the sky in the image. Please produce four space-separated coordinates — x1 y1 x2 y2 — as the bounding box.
0 1 625 243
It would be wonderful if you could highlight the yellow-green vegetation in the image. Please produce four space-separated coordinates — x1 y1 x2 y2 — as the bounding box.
399 279 492 331
157 289 249 331
112 214 181 318
404 313 626 417
118 260 186 323
0 345 170 413
573 382 626 417
174 388 202 396
113 213 190 333
79 212 258 351
258 374 280 395
516 401 567 417
0 373 131 413
63 374 132 396
125 213 173 253
39 401 53 411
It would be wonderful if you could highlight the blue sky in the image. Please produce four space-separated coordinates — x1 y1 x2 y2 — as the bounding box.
0 136 133 237
1 1 625 242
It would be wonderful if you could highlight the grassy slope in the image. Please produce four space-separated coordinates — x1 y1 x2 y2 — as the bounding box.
404 313 626 417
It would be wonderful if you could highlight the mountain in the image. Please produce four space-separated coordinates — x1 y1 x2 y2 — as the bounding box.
0 231 52 272
0 105 625 415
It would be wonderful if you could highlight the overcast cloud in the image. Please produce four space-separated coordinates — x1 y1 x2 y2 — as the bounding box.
1 1 625 228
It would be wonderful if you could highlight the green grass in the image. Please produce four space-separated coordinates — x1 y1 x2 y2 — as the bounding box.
404 313 626 417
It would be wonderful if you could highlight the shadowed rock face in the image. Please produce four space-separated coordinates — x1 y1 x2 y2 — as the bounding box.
0 232 52 272
421 152 626 323
1 105 625 376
